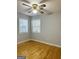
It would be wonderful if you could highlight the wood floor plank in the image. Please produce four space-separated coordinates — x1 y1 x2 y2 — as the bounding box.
17 40 61 59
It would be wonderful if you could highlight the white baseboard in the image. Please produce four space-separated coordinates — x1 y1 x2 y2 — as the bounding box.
31 39 61 48
17 39 61 48
17 39 30 44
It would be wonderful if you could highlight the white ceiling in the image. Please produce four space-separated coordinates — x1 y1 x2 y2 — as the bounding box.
17 0 61 16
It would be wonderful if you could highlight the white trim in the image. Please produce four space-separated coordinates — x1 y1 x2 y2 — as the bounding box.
17 39 30 44
31 39 61 48
17 39 61 48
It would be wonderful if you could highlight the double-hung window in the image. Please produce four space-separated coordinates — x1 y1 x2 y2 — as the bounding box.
31 19 40 33
19 19 28 33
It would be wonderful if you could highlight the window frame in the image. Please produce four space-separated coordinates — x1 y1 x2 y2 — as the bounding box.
19 18 28 33
31 19 41 33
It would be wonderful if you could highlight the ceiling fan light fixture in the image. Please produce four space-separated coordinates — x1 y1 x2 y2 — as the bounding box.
33 9 38 14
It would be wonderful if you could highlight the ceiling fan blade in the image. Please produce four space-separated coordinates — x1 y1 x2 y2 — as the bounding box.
41 9 52 14
22 3 31 7
28 10 32 13
21 0 30 4
24 7 32 13
39 0 49 3
24 7 32 11
38 10 44 14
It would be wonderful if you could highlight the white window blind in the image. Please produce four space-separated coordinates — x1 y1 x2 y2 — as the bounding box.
31 19 40 33
19 19 28 33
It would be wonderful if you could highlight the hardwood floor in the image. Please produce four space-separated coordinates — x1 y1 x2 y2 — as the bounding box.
17 40 61 59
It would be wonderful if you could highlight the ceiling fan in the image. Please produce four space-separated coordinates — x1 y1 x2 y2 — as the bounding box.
19 0 52 14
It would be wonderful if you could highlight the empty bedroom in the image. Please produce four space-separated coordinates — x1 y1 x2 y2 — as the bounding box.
17 0 61 59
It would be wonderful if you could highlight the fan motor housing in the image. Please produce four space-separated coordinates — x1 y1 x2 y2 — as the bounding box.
32 4 38 9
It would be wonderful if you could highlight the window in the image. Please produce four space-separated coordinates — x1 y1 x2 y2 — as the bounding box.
19 19 28 33
31 19 40 33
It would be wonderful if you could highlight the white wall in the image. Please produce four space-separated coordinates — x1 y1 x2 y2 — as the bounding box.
31 13 61 46
17 13 31 42
17 13 61 46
